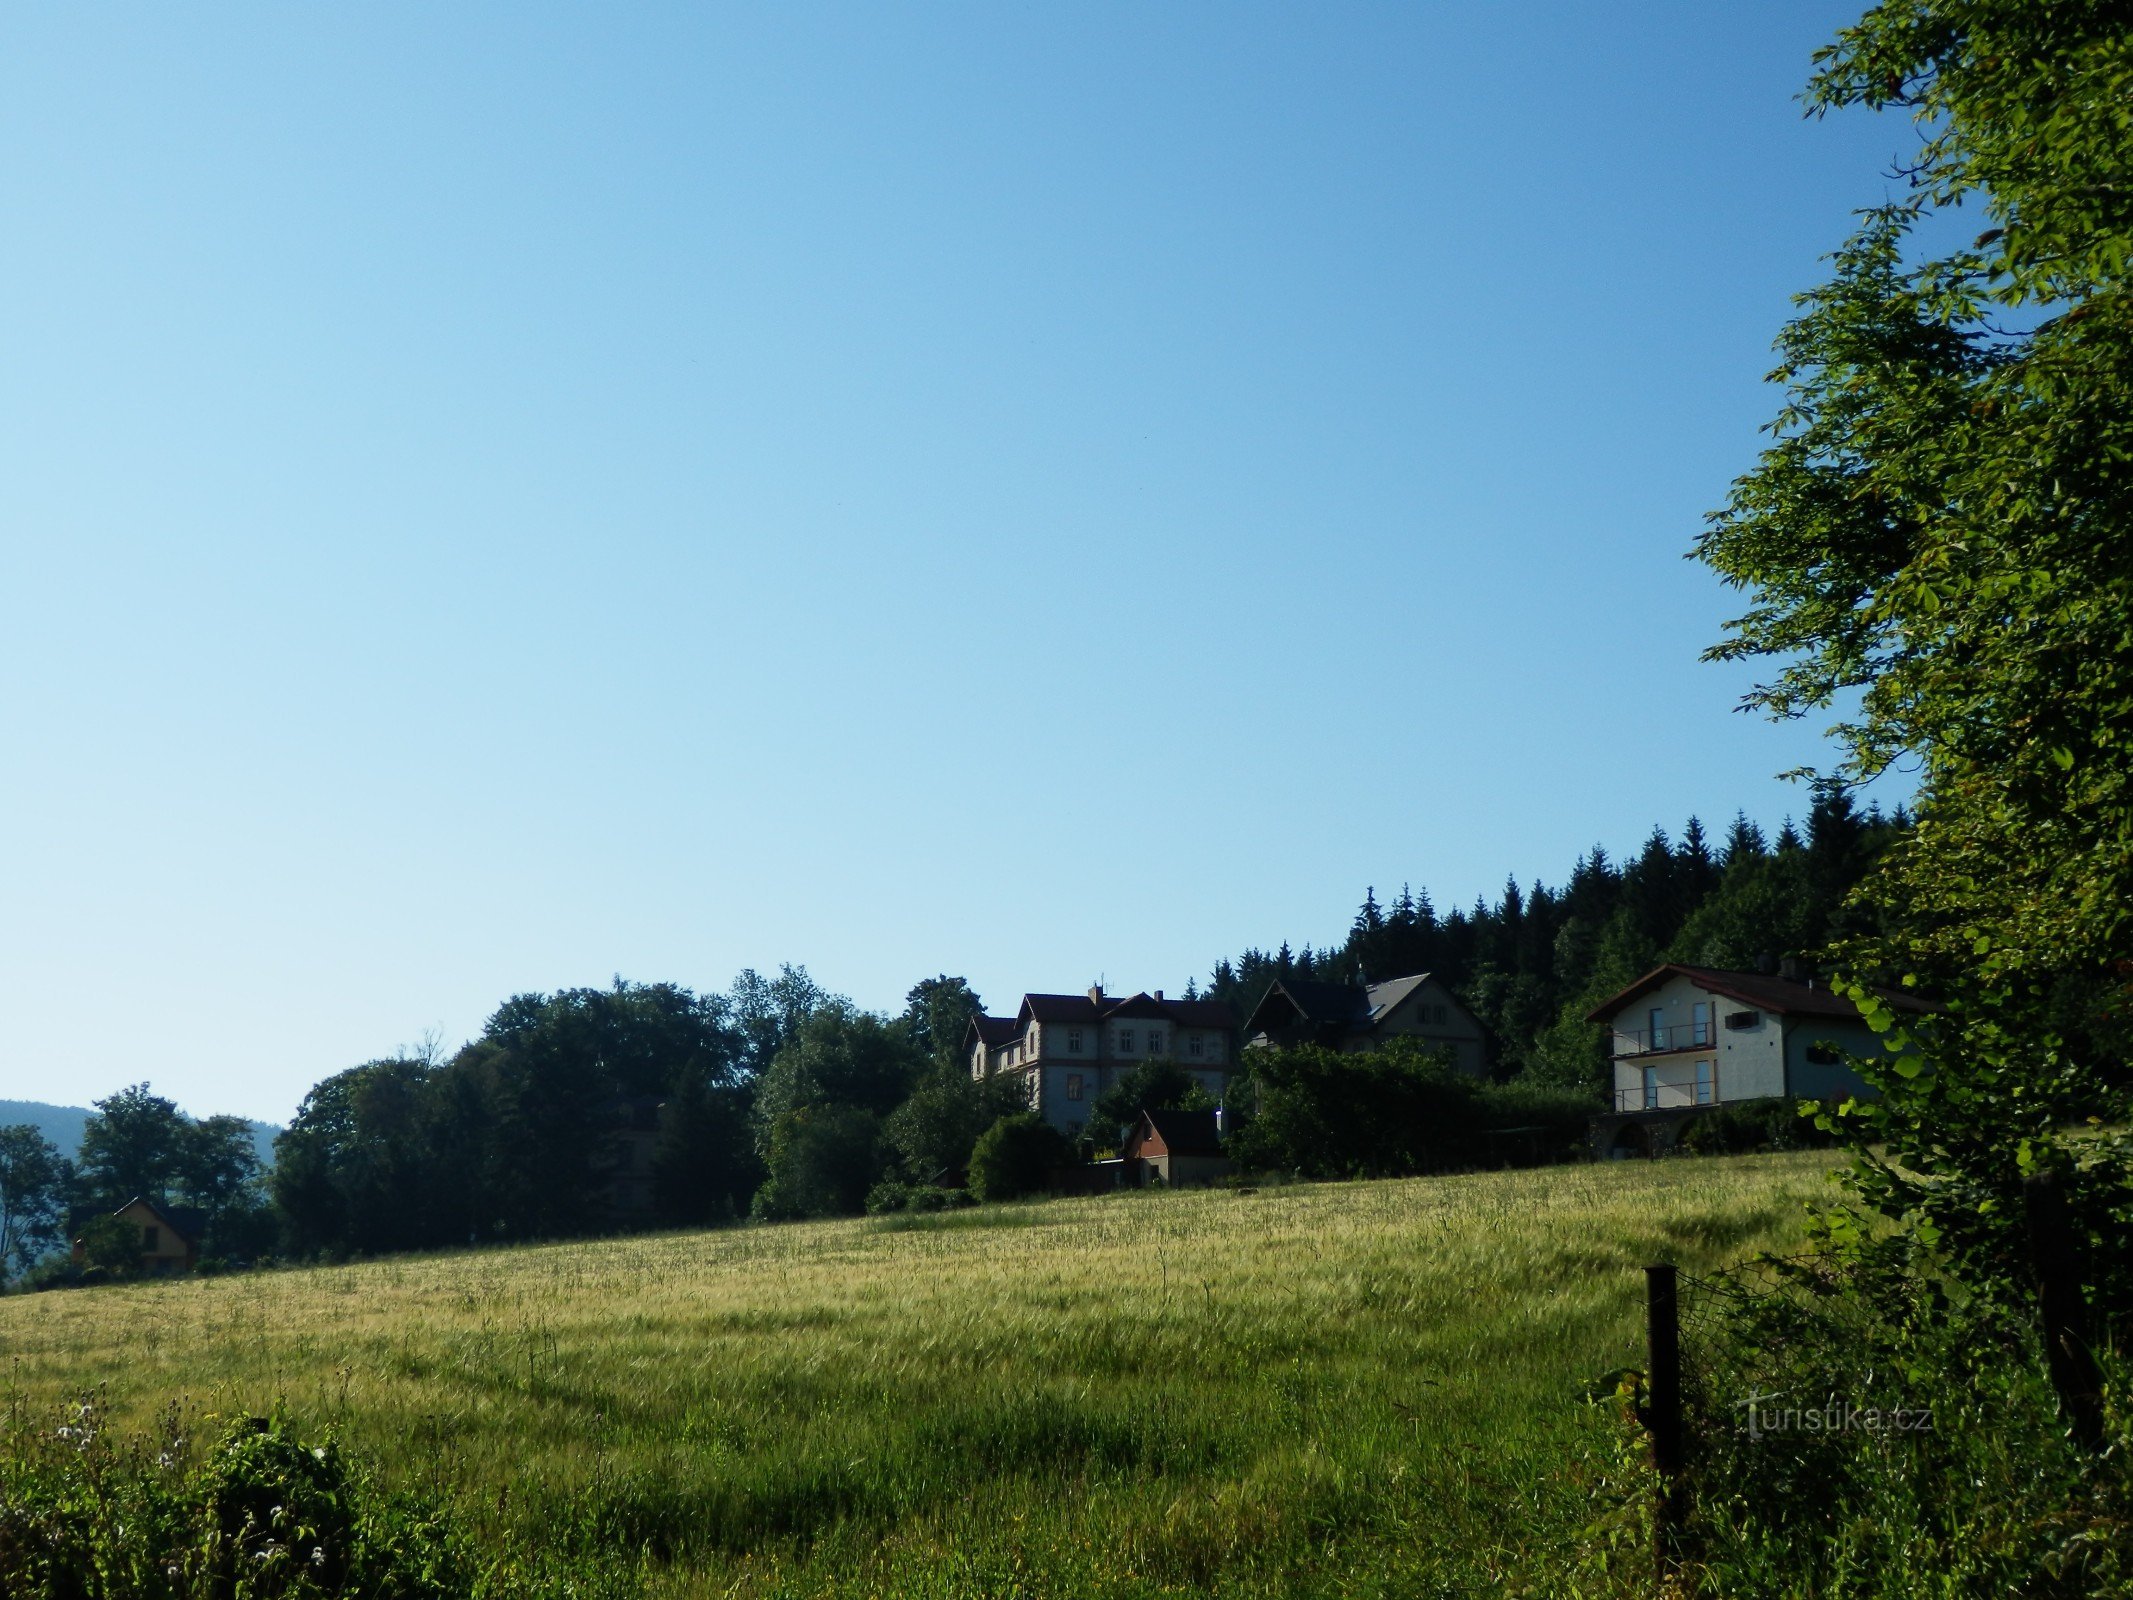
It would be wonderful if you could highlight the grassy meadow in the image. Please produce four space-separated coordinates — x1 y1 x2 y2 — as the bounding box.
0 1153 1842 1596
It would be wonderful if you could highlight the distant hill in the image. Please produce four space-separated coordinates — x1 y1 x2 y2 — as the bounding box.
0 1100 278 1170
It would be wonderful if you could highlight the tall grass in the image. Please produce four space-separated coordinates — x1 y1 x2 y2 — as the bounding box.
0 1154 1839 1596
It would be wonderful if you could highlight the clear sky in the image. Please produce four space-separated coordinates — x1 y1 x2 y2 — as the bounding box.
1 4 1919 1125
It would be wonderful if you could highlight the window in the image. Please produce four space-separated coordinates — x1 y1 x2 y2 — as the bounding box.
1641 1067 1658 1110
1427 1003 1449 1025
1068 1028 1083 1053
1027 1026 1040 1057
1805 1043 1842 1066
1188 1034 1204 1058
1118 1028 1135 1052
1691 1002 1712 1047
1724 1010 1760 1031
1695 1060 1715 1105
1066 1073 1084 1101
1647 1007 1665 1048
1147 1029 1164 1056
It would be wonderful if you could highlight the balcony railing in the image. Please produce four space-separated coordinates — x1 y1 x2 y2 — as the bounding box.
1610 1023 1714 1056
1614 1084 1717 1113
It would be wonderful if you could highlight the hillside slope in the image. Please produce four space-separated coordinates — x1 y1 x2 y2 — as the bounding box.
0 1153 1836 1598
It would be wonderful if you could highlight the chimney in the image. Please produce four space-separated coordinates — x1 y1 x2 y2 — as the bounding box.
1154 989 1164 1002
1088 984 1104 1005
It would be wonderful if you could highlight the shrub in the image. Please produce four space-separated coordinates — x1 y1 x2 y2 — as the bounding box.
0 1400 472 1598
1675 1097 1833 1157
967 1115 1071 1203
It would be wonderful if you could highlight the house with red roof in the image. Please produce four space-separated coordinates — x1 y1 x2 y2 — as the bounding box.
1586 962 1932 1156
965 985 1239 1141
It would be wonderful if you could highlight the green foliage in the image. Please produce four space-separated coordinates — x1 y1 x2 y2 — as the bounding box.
73 1213 142 1280
0 1127 70 1280
1695 0 2133 1317
880 1062 1024 1184
1665 1240 2132 1596
276 976 785 1256
1674 1098 1835 1157
1226 1042 1586 1179
0 1401 496 1598
76 1084 189 1209
752 1007 925 1136
751 1103 886 1221
896 975 984 1071
966 1114 1071 1203
1088 1059 1213 1142
861 1180 974 1216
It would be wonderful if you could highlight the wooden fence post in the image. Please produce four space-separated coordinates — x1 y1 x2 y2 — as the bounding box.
1645 1262 1683 1570
2023 1170 2107 1452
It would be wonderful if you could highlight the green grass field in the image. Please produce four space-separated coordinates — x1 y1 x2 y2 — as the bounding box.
0 1154 1841 1597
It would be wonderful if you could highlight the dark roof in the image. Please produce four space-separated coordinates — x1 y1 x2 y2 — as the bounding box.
1584 965 1936 1025
1015 991 1238 1030
113 1196 208 1243
1139 1108 1224 1157
966 1015 1018 1048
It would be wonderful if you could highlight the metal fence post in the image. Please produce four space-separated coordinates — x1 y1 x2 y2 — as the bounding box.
2023 1170 2107 1452
1645 1261 1684 1573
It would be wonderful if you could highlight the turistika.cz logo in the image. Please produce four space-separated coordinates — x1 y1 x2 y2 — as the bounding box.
1735 1390 1933 1441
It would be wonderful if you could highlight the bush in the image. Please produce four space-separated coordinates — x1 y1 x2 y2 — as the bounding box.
967 1115 1071 1203
0 1401 472 1598
1657 1238 2133 1596
863 1180 974 1215
1675 1097 1834 1157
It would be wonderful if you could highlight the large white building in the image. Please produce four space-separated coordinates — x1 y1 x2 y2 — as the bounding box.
966 985 1240 1140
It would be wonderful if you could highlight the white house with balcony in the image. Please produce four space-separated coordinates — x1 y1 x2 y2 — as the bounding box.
965 985 1240 1141
1585 963 1931 1156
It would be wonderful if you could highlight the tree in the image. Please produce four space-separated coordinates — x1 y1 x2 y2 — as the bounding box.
76 1084 188 1208
1089 1060 1210 1143
898 976 984 1071
882 1062 1023 1182
1696 0 2133 1312
751 1104 885 1220
0 1126 71 1279
967 1114 1070 1203
752 1007 925 1135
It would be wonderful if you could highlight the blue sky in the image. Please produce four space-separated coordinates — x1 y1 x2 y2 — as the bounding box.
1 4 1918 1124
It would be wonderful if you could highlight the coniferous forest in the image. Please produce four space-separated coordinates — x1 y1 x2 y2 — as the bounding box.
1201 789 1909 1087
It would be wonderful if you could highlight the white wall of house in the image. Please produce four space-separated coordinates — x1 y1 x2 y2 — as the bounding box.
1605 974 1902 1112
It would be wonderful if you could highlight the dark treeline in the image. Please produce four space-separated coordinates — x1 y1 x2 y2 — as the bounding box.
1202 790 1910 1087
265 968 1030 1257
